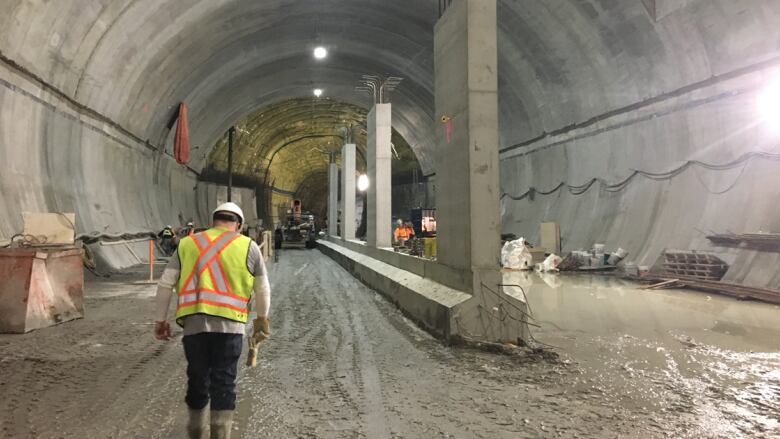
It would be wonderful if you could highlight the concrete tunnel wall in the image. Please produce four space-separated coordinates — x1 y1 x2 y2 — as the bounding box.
0 61 259 269
1 0 780 284
497 0 780 290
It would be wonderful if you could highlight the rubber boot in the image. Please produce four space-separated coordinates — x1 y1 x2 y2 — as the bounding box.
210 410 234 439
187 408 208 439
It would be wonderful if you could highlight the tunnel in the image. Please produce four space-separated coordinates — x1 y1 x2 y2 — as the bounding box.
1 1 779 438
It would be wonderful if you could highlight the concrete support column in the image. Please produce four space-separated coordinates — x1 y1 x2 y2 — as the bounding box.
435 0 527 343
435 0 500 273
367 103 393 248
340 143 356 240
327 159 338 236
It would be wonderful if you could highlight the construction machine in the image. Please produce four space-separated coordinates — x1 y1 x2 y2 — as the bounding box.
274 199 318 249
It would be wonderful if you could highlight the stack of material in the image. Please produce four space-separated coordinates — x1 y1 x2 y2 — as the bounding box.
408 238 424 258
707 232 780 251
559 244 627 271
660 250 728 281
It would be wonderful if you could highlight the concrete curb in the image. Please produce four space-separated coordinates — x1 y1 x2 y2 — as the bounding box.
317 240 470 341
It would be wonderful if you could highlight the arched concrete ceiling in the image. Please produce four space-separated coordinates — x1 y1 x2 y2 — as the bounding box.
200 98 421 195
0 0 439 173
4 0 778 177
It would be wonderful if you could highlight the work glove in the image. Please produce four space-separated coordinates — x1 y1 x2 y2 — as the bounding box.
246 317 270 368
154 321 172 341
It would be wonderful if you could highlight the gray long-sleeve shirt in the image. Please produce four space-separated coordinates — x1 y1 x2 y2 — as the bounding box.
154 238 270 336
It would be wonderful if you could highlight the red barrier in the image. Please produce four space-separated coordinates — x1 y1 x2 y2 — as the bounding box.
174 102 190 164
0 248 84 333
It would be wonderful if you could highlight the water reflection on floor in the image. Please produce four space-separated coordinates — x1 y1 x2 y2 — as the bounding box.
503 272 780 437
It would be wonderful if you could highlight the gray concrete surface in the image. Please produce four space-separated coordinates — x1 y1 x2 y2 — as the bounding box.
367 104 392 249
0 252 776 438
435 0 501 274
319 237 529 344
328 161 338 236
341 143 357 241
3 0 780 283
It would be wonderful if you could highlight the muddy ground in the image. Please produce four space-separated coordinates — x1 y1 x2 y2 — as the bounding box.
0 250 777 438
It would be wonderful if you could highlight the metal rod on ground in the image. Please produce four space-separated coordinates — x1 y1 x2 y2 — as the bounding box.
228 126 235 202
124 242 143 265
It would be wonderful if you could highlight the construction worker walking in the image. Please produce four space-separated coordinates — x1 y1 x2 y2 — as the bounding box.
153 202 271 439
158 225 176 256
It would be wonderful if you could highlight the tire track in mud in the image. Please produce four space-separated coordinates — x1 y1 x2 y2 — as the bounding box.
0 291 186 439
238 250 364 438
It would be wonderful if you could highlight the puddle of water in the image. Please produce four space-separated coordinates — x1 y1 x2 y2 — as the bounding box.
504 272 780 437
504 272 780 352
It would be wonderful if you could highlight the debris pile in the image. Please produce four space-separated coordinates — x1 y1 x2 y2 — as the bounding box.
558 244 628 271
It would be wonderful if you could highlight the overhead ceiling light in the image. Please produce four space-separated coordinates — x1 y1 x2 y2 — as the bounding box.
313 47 328 59
313 88 323 98
758 79 780 126
357 174 370 192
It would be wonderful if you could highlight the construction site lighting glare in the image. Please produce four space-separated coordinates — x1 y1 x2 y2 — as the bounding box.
313 47 327 59
357 174 370 191
758 80 780 125
313 88 323 97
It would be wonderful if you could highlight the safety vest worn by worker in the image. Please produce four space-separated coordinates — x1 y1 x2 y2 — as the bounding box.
395 226 414 241
175 228 254 327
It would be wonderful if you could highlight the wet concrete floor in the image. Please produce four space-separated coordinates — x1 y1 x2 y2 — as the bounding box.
0 250 777 438
509 271 780 437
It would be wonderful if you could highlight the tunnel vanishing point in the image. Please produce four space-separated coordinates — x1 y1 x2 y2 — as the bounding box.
1 0 780 437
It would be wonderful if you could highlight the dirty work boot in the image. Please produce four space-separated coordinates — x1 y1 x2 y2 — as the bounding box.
210 410 234 439
187 408 208 439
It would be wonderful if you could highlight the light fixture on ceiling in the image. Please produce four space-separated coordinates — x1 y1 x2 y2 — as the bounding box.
313 46 328 59
313 88 323 98
758 79 780 126
357 174 370 192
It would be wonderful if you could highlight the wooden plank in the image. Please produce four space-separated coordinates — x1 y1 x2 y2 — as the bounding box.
640 279 680 290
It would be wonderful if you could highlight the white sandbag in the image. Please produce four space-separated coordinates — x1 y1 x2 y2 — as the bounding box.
501 238 534 270
537 253 563 272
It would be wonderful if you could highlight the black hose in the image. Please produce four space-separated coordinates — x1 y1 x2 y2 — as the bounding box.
501 150 780 201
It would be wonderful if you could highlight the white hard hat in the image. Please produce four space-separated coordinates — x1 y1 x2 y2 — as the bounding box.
213 202 245 224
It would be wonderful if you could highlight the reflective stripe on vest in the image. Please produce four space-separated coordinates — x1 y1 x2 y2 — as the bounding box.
174 228 254 326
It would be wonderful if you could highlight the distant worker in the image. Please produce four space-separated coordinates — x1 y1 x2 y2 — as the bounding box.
394 219 414 244
153 202 271 439
405 222 415 239
180 221 196 238
158 225 175 256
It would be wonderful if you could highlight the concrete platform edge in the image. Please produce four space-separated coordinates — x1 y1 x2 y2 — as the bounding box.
317 240 471 341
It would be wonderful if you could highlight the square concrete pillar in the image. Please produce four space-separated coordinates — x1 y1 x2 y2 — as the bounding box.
435 0 501 273
367 103 393 248
435 0 527 343
340 143 356 240
328 159 338 236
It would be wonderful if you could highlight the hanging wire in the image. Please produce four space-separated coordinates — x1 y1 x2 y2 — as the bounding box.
501 150 780 201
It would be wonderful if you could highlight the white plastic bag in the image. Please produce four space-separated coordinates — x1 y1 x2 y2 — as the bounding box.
501 238 533 270
537 253 563 272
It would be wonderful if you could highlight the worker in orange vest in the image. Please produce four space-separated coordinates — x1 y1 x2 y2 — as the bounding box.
394 220 415 244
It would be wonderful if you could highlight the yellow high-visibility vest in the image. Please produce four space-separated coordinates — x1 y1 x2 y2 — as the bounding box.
175 228 254 326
